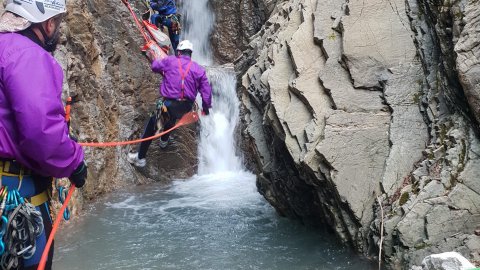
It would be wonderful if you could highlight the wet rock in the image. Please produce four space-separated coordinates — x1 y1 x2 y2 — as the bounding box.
417 252 476 270
236 0 480 268
455 4 480 126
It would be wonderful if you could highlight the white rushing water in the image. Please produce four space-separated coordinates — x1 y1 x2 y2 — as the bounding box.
197 67 243 175
180 0 214 65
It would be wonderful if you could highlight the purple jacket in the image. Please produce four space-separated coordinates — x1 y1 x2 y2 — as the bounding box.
152 55 212 110
0 33 84 177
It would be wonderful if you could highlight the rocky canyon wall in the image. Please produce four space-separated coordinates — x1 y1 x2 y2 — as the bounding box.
235 0 480 268
210 0 279 63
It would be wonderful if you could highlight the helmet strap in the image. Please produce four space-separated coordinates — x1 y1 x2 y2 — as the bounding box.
37 23 60 52
178 50 192 57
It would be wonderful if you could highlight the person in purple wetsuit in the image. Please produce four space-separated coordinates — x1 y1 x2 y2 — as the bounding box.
0 0 87 269
128 40 212 167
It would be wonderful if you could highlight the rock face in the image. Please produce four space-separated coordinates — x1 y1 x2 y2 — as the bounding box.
236 0 480 268
411 252 476 270
455 2 480 126
210 0 280 63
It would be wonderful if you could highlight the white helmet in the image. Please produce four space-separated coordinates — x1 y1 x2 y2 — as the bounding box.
5 0 66 23
177 40 193 52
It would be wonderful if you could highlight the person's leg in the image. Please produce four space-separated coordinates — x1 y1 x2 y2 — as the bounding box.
160 101 193 142
150 14 161 26
138 113 157 159
170 31 180 53
161 17 179 53
160 112 176 142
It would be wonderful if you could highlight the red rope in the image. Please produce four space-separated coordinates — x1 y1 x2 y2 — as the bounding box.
124 1 150 42
36 112 199 269
37 185 76 270
79 111 199 147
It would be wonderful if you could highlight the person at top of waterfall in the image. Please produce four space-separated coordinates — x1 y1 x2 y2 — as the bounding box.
128 40 212 167
0 0 88 268
149 0 180 53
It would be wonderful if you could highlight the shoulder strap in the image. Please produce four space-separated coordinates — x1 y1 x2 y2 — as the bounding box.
177 57 193 100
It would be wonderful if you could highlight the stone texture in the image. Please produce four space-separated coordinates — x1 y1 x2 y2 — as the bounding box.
397 202 431 247
210 0 281 63
236 0 480 268
455 3 480 125
317 111 390 221
418 252 476 270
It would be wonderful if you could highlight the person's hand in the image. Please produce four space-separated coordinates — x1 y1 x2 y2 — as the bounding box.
202 108 210 116
69 161 87 188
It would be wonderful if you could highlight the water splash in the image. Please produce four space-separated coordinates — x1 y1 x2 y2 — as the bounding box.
180 0 243 175
198 67 242 175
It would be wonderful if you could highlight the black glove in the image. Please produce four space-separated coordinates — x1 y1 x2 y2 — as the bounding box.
69 161 87 188
202 108 210 116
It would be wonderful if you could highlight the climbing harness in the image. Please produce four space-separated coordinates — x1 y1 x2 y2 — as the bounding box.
153 99 198 135
154 99 169 132
0 159 50 270
177 58 193 100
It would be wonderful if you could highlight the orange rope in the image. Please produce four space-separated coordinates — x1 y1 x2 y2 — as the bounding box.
37 112 199 269
37 185 76 270
124 1 150 42
79 112 199 147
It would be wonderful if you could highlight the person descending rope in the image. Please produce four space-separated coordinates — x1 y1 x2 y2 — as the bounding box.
0 1 87 269
148 0 180 53
128 40 212 167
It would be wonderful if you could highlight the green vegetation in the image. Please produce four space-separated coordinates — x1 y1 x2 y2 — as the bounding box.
454 11 463 20
412 92 421 103
414 242 429 250
399 192 410 206
327 32 336 41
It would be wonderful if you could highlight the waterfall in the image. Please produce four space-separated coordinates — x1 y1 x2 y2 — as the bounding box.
198 67 242 174
180 0 214 66
180 0 243 175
